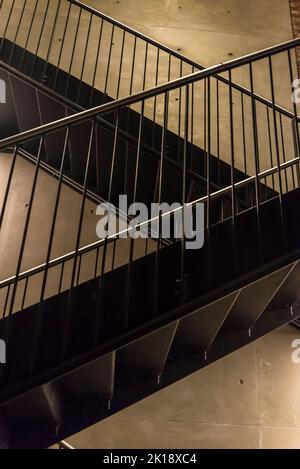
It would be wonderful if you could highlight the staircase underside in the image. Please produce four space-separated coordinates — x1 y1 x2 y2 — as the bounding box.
0 185 300 447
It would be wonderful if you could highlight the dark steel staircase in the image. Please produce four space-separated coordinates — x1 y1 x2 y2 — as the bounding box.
0 0 300 449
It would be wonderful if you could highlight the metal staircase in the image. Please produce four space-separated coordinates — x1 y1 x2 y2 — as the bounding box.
0 0 300 449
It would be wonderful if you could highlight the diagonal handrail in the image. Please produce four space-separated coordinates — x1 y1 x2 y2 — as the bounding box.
68 0 299 120
0 153 298 290
1 36 300 151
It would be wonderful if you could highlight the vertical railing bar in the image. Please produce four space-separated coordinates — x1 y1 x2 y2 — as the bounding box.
125 99 145 328
19 0 39 72
203 78 207 173
6 134 44 331
94 246 100 278
2 285 11 320
61 122 96 358
116 30 126 99
288 48 300 187
76 11 93 102
8 0 27 65
268 55 287 252
249 62 263 261
190 66 195 172
142 42 149 90
177 60 183 162
216 78 221 185
0 145 18 231
62 119 96 357
64 7 83 97
266 107 275 190
151 48 160 147
41 127 70 296
21 277 29 311
181 85 189 303
279 113 289 192
268 56 284 198
241 92 247 176
53 1 72 90
103 24 115 101
58 262 65 294
89 17 104 108
76 255 82 286
228 69 237 271
30 0 51 78
154 92 169 315
95 110 120 342
0 0 17 56
42 0 63 83
129 36 137 97
206 77 212 283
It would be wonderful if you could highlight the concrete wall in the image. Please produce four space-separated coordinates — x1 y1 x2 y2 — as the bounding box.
67 325 300 449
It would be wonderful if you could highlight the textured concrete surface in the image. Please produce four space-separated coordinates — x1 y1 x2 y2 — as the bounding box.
66 325 300 449
0 152 154 313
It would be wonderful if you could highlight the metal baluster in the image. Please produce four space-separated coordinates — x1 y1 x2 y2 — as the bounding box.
8 0 27 66
125 99 145 328
288 48 300 187
154 92 169 315
21 277 29 311
0 145 18 231
30 0 51 79
5 135 44 341
151 48 160 147
249 62 263 261
279 113 290 192
76 12 93 103
206 78 213 284
64 7 82 97
2 285 11 320
241 92 247 177
216 79 221 186
266 107 275 190
19 0 39 72
58 262 65 294
41 0 62 86
62 120 96 357
0 0 16 56
103 24 115 102
228 69 238 271
53 1 72 90
268 55 286 249
89 18 104 108
116 30 126 99
95 111 120 342
190 66 195 173
181 85 189 303
30 127 70 371
177 60 183 162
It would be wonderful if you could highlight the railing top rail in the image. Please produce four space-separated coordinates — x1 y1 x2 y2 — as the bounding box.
67 0 299 118
1 36 300 151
